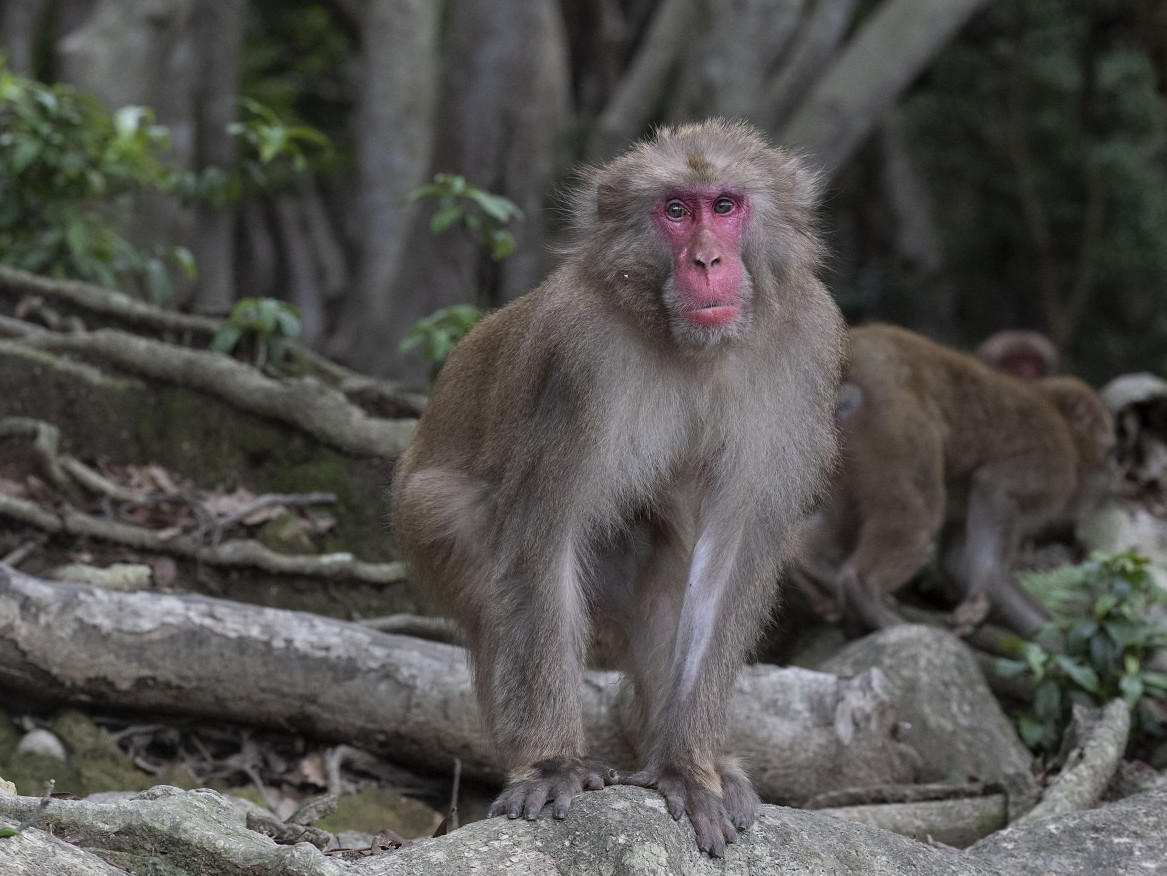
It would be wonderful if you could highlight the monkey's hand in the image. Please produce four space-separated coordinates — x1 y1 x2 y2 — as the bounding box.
489 757 617 821
618 765 744 857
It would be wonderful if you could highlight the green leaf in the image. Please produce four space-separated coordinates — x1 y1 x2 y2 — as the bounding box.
1066 617 1099 652
430 204 464 235
489 230 516 261
1017 713 1047 749
172 246 197 279
210 325 242 354
1089 634 1116 673
0 827 20 838
995 658 1029 678
1034 679 1062 721
144 258 173 303
1053 655 1102 694
1120 674 1145 705
1140 671 1167 692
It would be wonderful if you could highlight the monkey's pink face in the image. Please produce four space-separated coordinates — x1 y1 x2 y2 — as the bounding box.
654 189 750 331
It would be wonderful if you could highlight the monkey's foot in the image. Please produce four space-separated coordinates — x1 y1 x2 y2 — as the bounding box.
619 766 740 857
950 591 991 637
489 757 617 821
717 761 760 832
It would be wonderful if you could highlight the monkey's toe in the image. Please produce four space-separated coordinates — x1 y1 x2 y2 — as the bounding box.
718 763 760 831
620 765 741 857
489 757 613 822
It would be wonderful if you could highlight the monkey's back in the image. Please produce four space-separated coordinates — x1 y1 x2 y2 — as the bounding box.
845 323 1077 478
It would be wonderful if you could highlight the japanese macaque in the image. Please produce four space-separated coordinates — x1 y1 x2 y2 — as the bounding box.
974 329 1059 379
391 120 844 856
795 323 1113 636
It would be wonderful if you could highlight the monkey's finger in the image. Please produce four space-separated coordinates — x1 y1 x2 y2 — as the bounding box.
552 790 574 819
692 813 737 858
487 795 512 818
581 758 618 788
615 769 656 788
522 784 551 820
664 793 686 822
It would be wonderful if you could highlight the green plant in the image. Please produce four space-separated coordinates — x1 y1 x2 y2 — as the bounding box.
997 551 1167 759
406 173 523 261
0 58 194 299
0 58 330 300
397 304 483 380
169 97 332 209
211 297 302 367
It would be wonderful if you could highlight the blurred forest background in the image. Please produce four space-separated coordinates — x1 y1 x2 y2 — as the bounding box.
3 0 1165 386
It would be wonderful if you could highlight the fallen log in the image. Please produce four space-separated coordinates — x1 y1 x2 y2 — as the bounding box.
0 566 917 802
1017 699 1130 823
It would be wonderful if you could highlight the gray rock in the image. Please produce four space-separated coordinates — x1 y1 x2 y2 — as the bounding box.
820 625 1035 790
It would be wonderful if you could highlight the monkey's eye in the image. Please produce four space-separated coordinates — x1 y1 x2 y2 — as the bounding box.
665 201 687 220
713 197 735 214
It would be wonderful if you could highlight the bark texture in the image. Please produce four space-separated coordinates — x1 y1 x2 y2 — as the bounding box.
779 0 992 171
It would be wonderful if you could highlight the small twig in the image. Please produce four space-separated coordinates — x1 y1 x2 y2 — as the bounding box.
1 537 45 567
210 491 337 545
9 780 56 834
0 494 407 584
449 757 462 832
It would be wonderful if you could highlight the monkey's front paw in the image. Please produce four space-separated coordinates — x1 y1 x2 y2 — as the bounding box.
489 757 617 821
620 766 739 857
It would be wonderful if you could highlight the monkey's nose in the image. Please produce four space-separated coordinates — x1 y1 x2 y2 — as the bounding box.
694 252 722 269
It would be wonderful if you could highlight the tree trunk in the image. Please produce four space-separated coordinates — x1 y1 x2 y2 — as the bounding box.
325 0 440 376
56 0 213 302
590 0 701 160
670 0 805 124
779 0 991 173
0 0 52 74
371 0 572 383
760 0 859 131
189 0 246 314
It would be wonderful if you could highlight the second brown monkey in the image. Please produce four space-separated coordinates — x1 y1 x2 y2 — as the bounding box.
796 323 1114 636
392 120 844 856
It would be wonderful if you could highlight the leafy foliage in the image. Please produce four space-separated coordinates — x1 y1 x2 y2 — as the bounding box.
0 57 329 300
397 175 520 379
210 297 302 367
406 173 524 261
398 305 484 380
0 58 193 299
998 552 1167 760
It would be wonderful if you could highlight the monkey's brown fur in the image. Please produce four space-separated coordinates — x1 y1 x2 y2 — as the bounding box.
392 120 844 856
798 323 1113 635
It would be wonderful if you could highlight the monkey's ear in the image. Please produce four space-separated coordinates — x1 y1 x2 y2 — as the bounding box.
788 159 825 210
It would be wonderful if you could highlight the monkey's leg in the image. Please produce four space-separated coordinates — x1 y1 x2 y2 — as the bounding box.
837 512 940 630
837 452 945 630
951 466 1052 636
620 504 779 857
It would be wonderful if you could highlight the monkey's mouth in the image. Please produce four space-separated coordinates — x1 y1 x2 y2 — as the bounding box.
685 305 741 328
